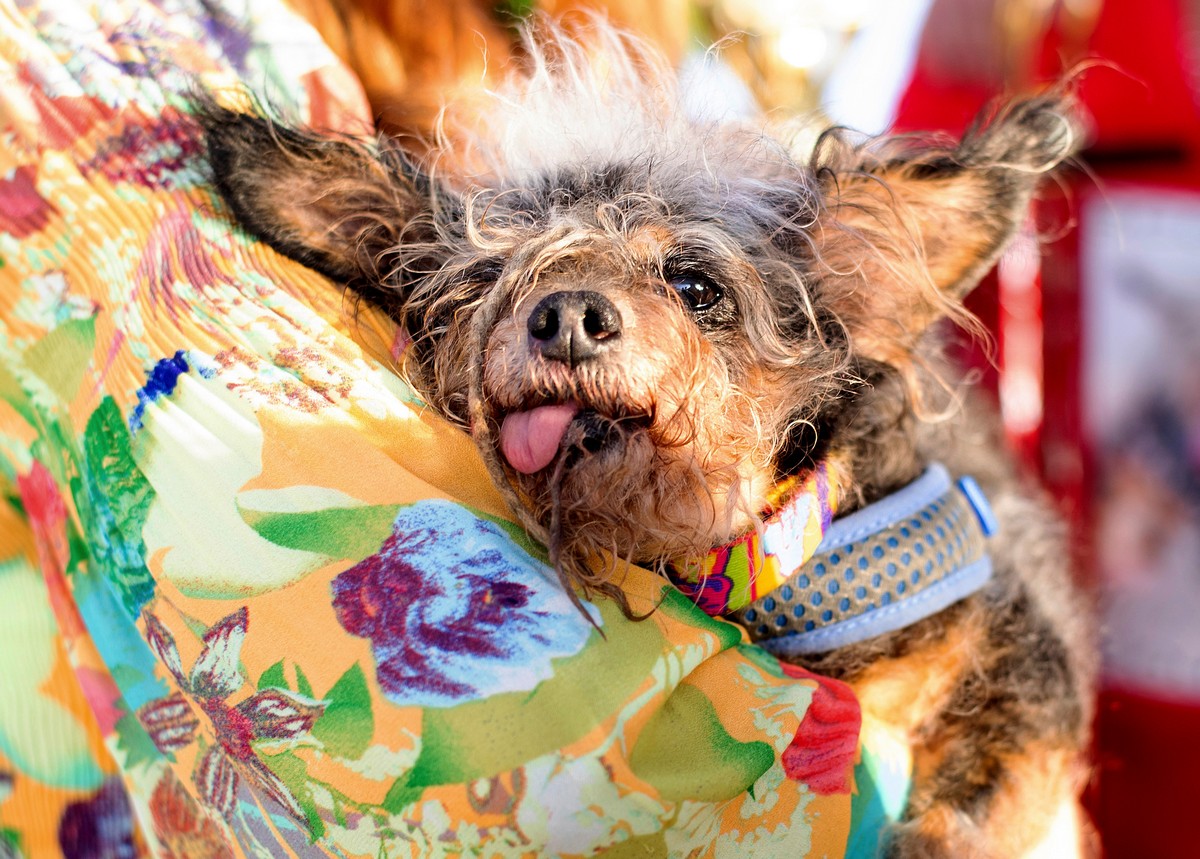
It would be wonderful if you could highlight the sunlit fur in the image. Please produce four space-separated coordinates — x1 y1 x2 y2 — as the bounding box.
199 17 1092 857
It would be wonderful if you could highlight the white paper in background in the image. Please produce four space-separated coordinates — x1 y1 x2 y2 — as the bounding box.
1082 187 1200 697
820 0 934 135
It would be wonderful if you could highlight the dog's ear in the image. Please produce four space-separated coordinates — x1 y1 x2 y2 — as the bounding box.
196 101 441 286
813 96 1078 365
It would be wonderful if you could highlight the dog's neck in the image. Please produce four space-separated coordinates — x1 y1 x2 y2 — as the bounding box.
729 463 997 655
831 366 931 516
666 370 939 613
670 451 997 653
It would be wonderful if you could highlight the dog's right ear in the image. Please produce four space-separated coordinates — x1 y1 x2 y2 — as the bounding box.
196 101 439 285
807 95 1078 367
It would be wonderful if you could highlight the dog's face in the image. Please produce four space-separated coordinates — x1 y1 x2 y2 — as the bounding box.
469 185 838 571
200 29 1075 608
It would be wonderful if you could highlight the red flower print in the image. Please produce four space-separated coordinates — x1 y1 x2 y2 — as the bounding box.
779 663 862 795
0 165 56 238
137 692 200 755
141 607 324 821
17 460 69 577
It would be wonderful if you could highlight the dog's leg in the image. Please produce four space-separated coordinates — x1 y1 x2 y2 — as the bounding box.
881 587 1092 859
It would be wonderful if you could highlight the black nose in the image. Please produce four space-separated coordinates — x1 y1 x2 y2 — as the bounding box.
527 290 622 366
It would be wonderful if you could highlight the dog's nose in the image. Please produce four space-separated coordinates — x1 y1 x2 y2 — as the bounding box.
527 290 622 365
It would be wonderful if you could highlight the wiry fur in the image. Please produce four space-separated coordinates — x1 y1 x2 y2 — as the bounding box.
197 18 1093 857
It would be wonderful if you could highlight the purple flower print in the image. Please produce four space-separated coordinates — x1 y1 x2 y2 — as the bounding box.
57 778 136 859
332 501 598 708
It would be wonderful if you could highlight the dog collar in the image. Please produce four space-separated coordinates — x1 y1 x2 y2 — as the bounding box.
666 460 844 615
669 463 997 655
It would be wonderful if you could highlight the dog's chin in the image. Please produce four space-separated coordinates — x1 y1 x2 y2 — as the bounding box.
564 409 632 457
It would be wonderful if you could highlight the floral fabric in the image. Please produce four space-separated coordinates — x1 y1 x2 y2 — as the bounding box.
0 0 910 856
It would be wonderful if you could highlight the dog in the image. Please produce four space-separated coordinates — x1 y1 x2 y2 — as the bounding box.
198 21 1094 858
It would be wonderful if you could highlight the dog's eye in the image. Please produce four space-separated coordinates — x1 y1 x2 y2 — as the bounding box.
668 275 723 311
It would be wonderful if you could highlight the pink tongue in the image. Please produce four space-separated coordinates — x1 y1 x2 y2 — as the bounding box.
499 403 581 474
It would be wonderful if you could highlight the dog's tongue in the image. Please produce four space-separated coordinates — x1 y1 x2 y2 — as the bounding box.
499 403 581 474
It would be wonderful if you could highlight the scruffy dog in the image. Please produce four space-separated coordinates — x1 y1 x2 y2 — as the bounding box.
199 23 1093 859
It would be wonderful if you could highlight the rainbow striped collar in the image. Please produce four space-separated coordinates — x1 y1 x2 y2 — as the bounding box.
666 460 844 616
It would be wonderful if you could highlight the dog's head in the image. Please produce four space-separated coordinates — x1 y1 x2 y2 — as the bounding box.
200 25 1076 613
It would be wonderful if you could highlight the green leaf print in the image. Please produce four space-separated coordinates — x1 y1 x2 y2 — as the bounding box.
406 599 663 786
262 750 326 840
294 664 315 699
241 503 402 562
257 661 375 761
656 586 743 652
381 778 424 815
257 660 288 691
114 710 163 772
0 361 36 426
629 682 775 802
80 397 155 617
311 664 373 760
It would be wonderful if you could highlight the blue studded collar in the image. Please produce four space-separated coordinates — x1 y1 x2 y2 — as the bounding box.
727 464 998 656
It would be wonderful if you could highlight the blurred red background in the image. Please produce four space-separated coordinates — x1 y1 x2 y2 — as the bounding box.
893 2 1200 856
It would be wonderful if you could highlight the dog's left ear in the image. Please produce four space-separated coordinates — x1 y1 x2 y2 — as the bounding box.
813 96 1078 365
196 100 445 288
